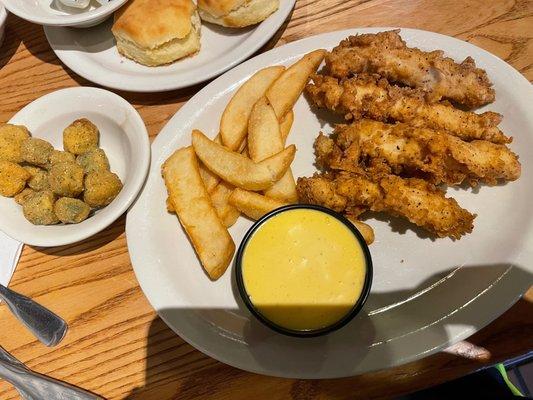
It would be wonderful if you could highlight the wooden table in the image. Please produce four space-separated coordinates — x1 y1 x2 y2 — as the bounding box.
0 1 532 398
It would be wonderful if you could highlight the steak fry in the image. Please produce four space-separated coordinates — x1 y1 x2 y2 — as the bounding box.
297 172 475 239
329 120 521 186
305 74 509 143
325 30 495 108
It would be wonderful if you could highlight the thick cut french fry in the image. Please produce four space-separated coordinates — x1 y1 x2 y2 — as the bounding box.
266 50 326 120
264 169 298 202
248 98 282 161
346 215 375 245
198 134 222 193
248 97 298 202
192 129 295 191
220 66 285 151
162 147 235 280
167 178 240 228
222 206 240 228
280 110 294 144
166 196 175 213
229 188 287 220
210 181 240 228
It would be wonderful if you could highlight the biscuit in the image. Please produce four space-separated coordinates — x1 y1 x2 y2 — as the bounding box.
198 0 279 28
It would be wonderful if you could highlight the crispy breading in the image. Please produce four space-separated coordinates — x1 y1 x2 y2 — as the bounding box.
325 30 495 108
297 171 475 239
296 172 350 213
379 174 475 239
306 74 508 143
314 133 362 173
330 120 520 186
445 136 521 185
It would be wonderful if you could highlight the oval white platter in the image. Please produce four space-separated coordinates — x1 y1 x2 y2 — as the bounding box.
43 1 296 92
126 28 533 378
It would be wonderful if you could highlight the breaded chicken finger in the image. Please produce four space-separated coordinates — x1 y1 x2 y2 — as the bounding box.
297 172 475 239
306 74 509 144
331 120 521 186
325 30 495 108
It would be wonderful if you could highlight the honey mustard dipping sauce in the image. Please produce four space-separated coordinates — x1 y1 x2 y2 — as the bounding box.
236 205 372 336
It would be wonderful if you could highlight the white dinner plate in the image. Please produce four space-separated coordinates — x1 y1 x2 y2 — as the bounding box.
126 28 533 378
43 1 296 92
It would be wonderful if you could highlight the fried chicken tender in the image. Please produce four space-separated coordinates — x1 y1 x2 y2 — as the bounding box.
446 136 521 185
306 74 509 143
378 175 475 239
297 172 475 239
325 30 495 108
330 120 520 186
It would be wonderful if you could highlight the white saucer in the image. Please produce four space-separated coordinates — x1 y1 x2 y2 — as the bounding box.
2 87 150 247
3 0 128 28
43 1 296 92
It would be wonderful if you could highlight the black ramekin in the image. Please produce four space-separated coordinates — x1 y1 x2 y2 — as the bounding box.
235 204 373 338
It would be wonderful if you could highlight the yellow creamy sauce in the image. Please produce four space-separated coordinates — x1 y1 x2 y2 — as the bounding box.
242 209 366 331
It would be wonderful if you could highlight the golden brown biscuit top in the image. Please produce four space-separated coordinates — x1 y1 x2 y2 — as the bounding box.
197 0 248 17
112 0 196 49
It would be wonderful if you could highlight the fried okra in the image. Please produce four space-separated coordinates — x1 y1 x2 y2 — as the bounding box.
14 188 36 205
48 150 75 167
21 138 54 167
54 197 91 224
0 160 31 197
84 170 123 207
24 165 49 191
49 162 84 197
63 119 99 155
76 148 110 174
1 118 123 225
22 190 59 225
0 124 31 163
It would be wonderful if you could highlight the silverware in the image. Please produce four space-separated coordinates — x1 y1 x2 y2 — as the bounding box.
0 346 104 399
0 284 67 347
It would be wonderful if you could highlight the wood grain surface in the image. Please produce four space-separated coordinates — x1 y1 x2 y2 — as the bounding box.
0 1 532 399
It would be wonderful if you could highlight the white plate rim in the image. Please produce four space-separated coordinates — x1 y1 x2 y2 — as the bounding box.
0 4 6 23
5 86 150 247
2 0 128 27
43 1 296 92
126 27 533 378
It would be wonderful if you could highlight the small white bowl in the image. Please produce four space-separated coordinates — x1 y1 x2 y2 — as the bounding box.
1 87 150 247
3 0 128 28
0 5 6 46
